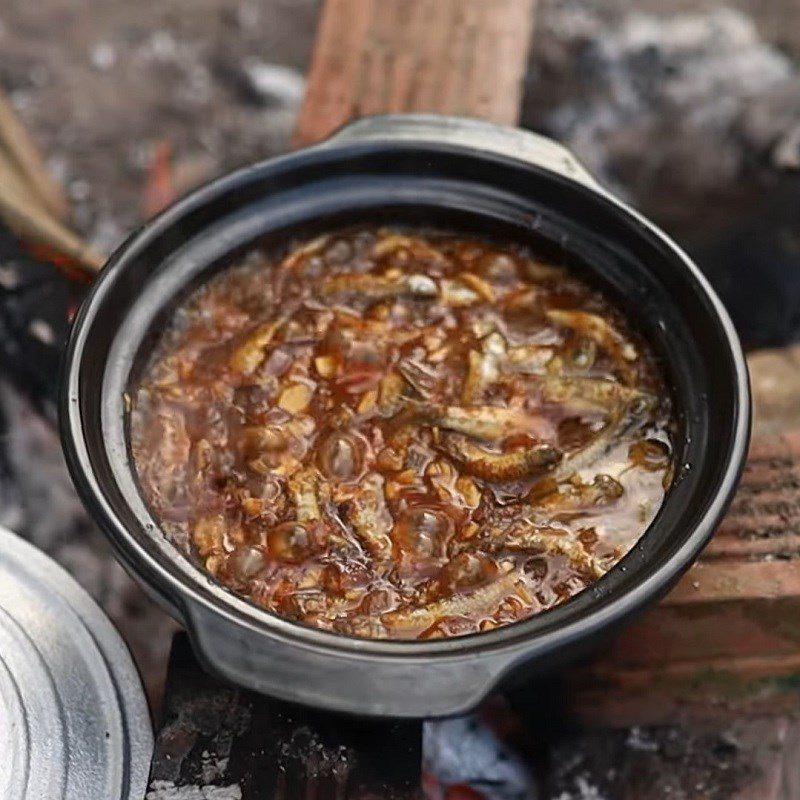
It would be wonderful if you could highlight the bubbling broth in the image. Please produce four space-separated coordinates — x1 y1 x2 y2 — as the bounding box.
129 227 674 639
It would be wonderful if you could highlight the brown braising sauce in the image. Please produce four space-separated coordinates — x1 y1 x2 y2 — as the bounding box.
129 228 674 639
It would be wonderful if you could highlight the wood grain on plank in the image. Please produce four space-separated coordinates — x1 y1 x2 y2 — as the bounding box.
294 0 537 146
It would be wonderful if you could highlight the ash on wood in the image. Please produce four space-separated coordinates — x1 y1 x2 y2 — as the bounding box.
148 634 423 799
293 0 537 146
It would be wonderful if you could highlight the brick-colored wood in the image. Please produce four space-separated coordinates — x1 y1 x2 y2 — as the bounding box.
645 429 800 609
293 0 537 146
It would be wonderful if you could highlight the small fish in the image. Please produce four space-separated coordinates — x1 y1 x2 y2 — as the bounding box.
462 332 506 401
539 375 655 415
567 337 597 371
378 371 406 415
486 520 607 579
346 473 393 561
397 358 439 399
280 235 330 270
442 434 562 482
482 331 508 357
406 400 553 442
229 316 288 374
340 617 390 638
440 278 481 307
458 273 496 302
288 468 321 523
440 274 497 307
528 474 624 516
380 570 525 635
546 309 637 381
521 258 566 282
551 395 657 481
462 349 498 402
321 272 438 300
505 344 554 375
373 234 448 265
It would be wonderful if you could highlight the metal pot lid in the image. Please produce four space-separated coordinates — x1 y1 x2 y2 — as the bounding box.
0 527 152 800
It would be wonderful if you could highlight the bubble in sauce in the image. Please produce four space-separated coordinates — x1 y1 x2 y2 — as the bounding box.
318 432 364 480
393 507 452 558
267 522 316 563
228 545 267 581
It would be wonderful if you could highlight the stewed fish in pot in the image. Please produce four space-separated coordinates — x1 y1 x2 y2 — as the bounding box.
129 227 674 640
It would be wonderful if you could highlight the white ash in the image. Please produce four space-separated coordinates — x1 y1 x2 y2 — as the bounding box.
146 781 242 800
773 123 800 170
200 751 230 785
29 63 49 87
239 60 306 108
625 726 659 752
528 7 798 198
141 31 180 64
552 775 608 800
9 89 33 112
89 213 128 255
46 153 70 186
28 318 55 345
0 265 20 290
234 4 260 30
277 727 351 781
90 42 117 71
0 381 88 550
68 178 92 202
424 715 533 800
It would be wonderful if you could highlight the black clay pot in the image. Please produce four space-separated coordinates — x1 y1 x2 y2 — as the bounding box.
60 115 750 718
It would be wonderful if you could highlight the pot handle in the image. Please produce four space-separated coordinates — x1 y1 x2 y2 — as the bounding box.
322 113 601 190
182 598 518 717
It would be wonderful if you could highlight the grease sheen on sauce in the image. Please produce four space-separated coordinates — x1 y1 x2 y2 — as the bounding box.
130 228 674 639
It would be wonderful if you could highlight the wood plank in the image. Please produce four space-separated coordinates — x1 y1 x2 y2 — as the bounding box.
149 634 423 799
293 0 537 146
